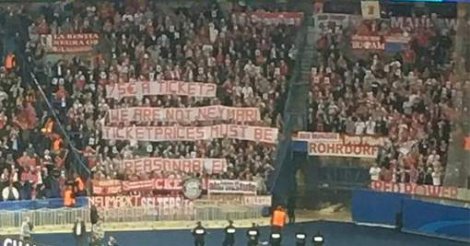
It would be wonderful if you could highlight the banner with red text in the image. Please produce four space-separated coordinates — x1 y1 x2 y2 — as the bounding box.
90 195 192 209
102 125 278 144
351 35 385 50
120 158 227 174
207 179 257 195
308 141 379 158
92 178 183 196
233 12 304 26
370 181 462 201
108 106 260 123
41 33 99 53
90 195 195 216
296 132 386 159
106 80 217 99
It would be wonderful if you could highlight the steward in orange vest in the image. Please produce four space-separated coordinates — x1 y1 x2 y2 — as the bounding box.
74 173 86 196
4 52 16 72
64 185 76 208
271 206 287 232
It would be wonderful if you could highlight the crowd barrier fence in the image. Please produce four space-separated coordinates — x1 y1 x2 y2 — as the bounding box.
0 203 264 229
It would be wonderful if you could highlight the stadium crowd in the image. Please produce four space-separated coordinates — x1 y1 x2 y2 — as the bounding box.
0 1 297 201
311 14 455 186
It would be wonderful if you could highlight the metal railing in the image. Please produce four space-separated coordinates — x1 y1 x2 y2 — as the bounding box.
0 205 264 229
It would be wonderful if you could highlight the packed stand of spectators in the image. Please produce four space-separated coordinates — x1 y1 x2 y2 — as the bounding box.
311 15 455 186
0 1 299 199
0 13 81 201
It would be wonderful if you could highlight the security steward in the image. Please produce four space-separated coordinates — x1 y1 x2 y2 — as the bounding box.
223 220 236 246
192 221 206 246
271 205 287 232
246 223 260 246
74 173 86 196
64 184 76 208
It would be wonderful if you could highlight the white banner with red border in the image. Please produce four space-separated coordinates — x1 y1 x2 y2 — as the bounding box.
120 158 227 174
106 80 217 99
107 106 260 123
207 179 257 195
102 124 278 144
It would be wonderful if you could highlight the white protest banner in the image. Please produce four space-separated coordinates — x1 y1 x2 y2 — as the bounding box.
207 179 257 195
243 196 272 206
361 1 380 20
108 106 260 123
102 124 278 144
308 141 379 158
106 80 217 99
121 158 227 174
296 131 386 158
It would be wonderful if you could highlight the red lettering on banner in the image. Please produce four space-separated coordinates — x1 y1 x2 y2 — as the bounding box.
370 181 462 200
102 125 278 144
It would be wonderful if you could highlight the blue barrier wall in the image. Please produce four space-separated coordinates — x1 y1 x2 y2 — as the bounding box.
352 189 470 241
403 199 470 240
352 189 409 225
0 197 89 211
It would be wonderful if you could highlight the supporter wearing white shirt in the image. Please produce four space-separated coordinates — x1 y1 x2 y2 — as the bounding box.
355 119 366 135
365 117 376 135
369 164 381 181
432 168 441 186
427 150 440 165
242 85 254 99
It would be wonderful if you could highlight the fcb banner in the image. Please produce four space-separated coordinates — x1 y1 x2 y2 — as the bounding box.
207 179 257 195
106 80 217 99
102 124 278 144
233 11 304 26
107 106 261 123
41 33 99 53
351 35 385 50
120 158 227 174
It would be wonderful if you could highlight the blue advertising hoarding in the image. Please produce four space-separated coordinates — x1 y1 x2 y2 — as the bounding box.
0 197 89 211
352 189 470 241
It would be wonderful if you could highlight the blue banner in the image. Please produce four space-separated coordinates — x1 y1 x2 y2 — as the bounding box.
0 197 89 211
